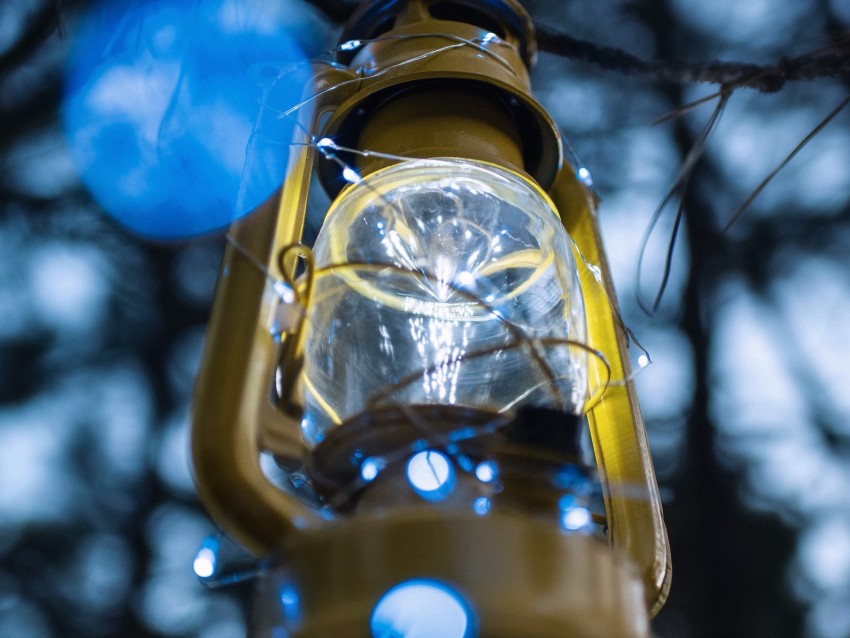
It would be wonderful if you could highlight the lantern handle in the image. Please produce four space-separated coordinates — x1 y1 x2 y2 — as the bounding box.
192 65 357 557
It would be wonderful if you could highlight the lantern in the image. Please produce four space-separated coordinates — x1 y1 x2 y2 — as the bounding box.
192 1 670 636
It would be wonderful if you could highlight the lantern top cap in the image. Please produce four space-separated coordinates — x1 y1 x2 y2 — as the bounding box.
340 0 538 66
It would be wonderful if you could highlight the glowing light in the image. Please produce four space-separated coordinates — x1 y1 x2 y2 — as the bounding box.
62 0 311 238
371 580 472 638
481 32 497 44
561 506 591 531
474 461 497 483
273 281 296 304
280 586 298 606
577 166 593 187
316 137 336 149
406 451 455 501
339 39 363 51
361 457 382 482
342 166 363 184
280 584 301 621
193 547 216 579
270 280 299 334
638 354 650 368
473 497 491 516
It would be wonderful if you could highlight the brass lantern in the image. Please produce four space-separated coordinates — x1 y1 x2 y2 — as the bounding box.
192 1 670 636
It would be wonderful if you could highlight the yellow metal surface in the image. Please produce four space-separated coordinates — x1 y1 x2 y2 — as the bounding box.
191 66 355 555
191 0 671 625
318 4 561 194
342 0 538 66
552 170 672 615
356 88 525 176
251 510 650 638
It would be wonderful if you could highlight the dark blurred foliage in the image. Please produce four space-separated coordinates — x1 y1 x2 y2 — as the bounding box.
2 0 850 636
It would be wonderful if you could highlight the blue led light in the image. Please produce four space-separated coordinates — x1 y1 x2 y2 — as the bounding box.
193 535 220 580
62 0 312 238
406 451 455 501
561 506 592 531
361 457 383 482
371 580 473 638
473 497 491 516
474 461 497 483
338 39 363 52
193 548 216 579
280 584 301 622
342 166 363 184
576 166 594 188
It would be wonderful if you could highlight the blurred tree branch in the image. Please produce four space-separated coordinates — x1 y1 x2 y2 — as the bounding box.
0 4 61 75
301 0 850 93
302 0 359 23
0 0 87 76
536 26 850 93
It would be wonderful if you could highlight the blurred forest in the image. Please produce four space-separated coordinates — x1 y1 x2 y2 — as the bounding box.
2 0 850 636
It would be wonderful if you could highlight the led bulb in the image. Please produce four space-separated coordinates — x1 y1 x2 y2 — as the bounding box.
301 159 590 444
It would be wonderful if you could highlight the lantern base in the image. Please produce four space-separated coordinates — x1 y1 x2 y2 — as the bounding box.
250 510 649 637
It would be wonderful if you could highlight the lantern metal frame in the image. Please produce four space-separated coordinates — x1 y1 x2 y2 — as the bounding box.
192 1 671 634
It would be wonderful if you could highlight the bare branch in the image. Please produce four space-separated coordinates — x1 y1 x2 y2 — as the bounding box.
0 0 86 76
636 92 731 316
297 1 850 93
723 94 850 231
535 23 850 93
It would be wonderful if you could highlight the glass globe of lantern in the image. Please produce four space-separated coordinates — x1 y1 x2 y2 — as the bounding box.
300 158 601 446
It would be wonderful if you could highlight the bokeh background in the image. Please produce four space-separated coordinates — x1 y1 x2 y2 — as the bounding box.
2 0 850 636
